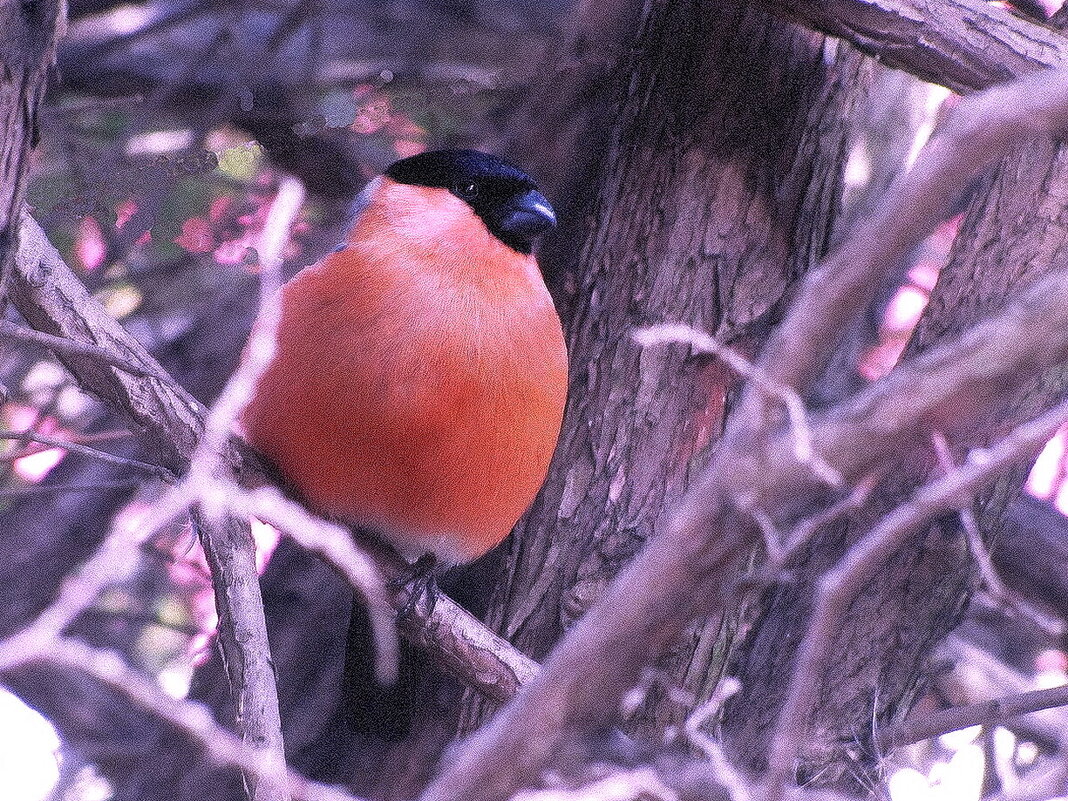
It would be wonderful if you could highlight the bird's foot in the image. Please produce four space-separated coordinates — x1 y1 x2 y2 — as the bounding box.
391 552 438 623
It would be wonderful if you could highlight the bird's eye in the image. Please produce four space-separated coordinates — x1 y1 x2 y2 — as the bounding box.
454 181 479 199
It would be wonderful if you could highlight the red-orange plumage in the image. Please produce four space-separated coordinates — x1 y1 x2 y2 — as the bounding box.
240 176 567 564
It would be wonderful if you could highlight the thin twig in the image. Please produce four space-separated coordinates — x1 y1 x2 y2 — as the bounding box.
195 176 292 469
634 324 843 490
0 428 169 478
0 319 169 381
762 397 1068 801
21 638 361 801
683 678 752 801
0 480 141 497
930 431 1064 637
777 472 883 563
0 524 155 670
71 428 134 444
0 395 59 486
879 682 1068 750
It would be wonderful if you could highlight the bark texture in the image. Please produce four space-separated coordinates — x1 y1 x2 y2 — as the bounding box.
0 0 62 289
461 0 866 737
15 0 1068 796
722 9 1068 784
771 0 1068 92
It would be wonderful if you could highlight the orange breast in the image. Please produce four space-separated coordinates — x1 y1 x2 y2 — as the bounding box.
240 179 568 564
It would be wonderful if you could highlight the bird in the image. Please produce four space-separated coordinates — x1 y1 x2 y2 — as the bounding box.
238 149 567 734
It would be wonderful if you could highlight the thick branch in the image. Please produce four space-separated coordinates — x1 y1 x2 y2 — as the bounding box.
772 0 1068 93
195 511 287 801
10 216 206 473
733 65 1068 430
723 258 1068 524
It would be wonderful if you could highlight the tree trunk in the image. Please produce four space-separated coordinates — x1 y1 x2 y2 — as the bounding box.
460 0 867 740
0 0 61 270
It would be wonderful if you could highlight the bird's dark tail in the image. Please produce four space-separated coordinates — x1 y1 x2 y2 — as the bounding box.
341 592 421 740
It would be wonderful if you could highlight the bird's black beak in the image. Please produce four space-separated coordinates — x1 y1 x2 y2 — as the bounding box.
498 189 556 242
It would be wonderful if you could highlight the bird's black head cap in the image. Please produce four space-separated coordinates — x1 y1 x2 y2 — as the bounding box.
385 149 556 254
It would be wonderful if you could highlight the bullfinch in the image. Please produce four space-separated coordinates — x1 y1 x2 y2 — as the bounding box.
239 149 567 733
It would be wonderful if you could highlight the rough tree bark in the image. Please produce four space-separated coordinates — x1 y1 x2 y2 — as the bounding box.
0 0 63 290
459 0 867 742
721 9 1068 787
771 0 1068 92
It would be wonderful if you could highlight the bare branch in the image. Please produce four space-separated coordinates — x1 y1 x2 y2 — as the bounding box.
634 324 843 490
772 0 1068 93
11 214 208 473
714 80 1068 525
730 65 1068 434
4 179 306 801
195 512 288 801
0 319 170 380
154 176 303 801
239 485 537 698
0 427 169 477
931 431 1063 637
0 479 140 497
682 679 752 801
196 176 298 466
934 634 1068 747
762 397 1068 800
207 478 535 698
24 638 361 801
880 682 1068 750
